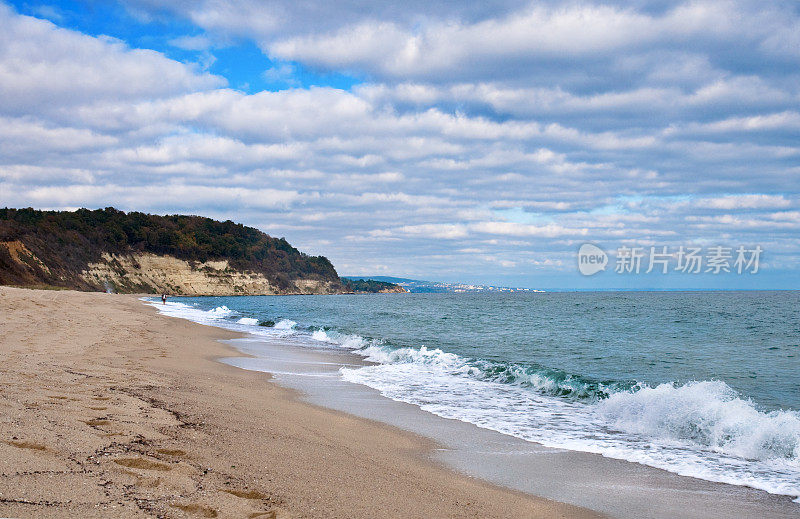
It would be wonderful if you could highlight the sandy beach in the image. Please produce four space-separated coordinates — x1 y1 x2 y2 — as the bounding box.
0 286 599 518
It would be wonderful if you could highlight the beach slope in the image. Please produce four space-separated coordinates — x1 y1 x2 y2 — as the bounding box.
0 286 599 518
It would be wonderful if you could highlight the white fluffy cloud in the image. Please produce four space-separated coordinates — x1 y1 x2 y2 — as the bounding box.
126 0 800 85
0 4 223 115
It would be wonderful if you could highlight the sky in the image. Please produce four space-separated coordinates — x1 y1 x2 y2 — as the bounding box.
1 0 798 289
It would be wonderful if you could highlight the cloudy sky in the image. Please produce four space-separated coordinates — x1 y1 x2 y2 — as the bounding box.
1 0 798 289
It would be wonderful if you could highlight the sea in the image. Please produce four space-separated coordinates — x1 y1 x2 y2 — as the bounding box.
148 291 800 502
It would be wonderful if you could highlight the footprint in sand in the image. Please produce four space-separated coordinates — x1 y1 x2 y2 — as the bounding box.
222 489 276 518
156 448 186 457
6 440 48 451
222 489 268 500
114 457 172 472
134 475 163 488
84 419 111 426
170 503 218 517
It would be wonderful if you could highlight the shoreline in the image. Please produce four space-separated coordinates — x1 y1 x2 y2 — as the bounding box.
148 294 800 518
207 317 799 519
0 286 598 518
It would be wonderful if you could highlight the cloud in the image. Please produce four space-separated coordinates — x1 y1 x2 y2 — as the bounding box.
470 221 588 238
395 223 470 239
0 4 224 117
11 184 302 212
267 5 660 77
672 111 800 134
0 116 118 156
262 63 299 85
152 0 799 86
695 195 793 210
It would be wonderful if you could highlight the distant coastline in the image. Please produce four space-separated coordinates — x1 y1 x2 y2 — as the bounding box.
345 275 544 293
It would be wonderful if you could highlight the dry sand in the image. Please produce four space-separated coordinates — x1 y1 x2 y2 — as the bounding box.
0 286 601 518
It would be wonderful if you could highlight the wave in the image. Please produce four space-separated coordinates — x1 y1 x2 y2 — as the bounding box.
147 300 237 325
353 343 800 463
274 319 297 330
310 327 377 349
311 329 329 341
597 380 800 463
237 317 259 326
208 305 234 318
341 345 800 499
355 343 632 401
317 330 624 401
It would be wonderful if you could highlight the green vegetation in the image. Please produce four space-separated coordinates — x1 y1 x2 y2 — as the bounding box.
341 277 405 293
0 207 341 292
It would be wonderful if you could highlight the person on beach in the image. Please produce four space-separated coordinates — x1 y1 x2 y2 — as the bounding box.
162 293 167 305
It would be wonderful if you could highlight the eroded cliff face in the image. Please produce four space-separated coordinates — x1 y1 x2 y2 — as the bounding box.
81 253 342 296
0 240 50 276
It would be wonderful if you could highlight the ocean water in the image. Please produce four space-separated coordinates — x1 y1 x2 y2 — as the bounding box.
149 291 800 501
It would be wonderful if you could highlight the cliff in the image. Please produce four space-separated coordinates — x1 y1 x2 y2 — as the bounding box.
0 207 344 295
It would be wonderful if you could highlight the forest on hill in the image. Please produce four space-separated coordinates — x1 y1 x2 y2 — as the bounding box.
0 207 341 293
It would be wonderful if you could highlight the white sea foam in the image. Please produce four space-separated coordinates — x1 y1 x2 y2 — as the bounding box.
208 305 234 317
145 300 290 341
311 329 330 341
596 380 800 462
341 344 800 501
147 300 236 326
309 328 375 349
338 334 371 349
274 319 297 330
